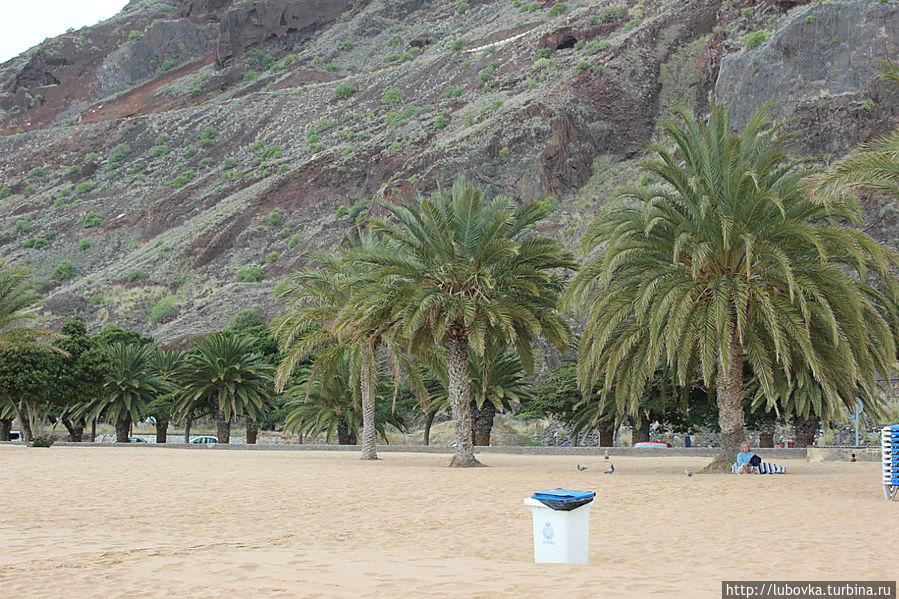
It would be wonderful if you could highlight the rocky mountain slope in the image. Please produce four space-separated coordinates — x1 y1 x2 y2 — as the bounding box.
0 0 896 345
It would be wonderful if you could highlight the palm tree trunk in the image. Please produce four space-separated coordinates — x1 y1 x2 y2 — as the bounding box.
757 413 776 448
155 419 168 443
599 422 615 447
216 410 231 444
337 416 352 445
447 335 482 467
63 417 84 442
704 328 745 472
0 418 10 441
360 341 378 460
90 418 96 442
115 415 131 443
471 400 495 446
246 419 258 444
631 417 650 445
184 415 192 443
792 413 819 448
423 408 437 446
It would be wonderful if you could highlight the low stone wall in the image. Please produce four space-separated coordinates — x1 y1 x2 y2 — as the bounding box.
807 447 882 463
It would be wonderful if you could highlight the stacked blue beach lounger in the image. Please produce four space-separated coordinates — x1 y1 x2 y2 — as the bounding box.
884 425 899 501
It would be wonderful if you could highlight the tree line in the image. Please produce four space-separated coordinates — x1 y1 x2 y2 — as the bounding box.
2 94 898 471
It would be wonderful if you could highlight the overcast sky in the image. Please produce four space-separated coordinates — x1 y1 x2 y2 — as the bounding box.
0 0 128 63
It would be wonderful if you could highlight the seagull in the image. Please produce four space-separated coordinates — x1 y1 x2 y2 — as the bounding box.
577 464 588 471
604 450 610 460
604 464 614 474
684 470 694 477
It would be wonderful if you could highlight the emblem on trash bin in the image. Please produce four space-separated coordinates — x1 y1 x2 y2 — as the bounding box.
542 522 555 545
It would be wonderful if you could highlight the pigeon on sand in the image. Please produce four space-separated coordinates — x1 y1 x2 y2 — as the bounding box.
577 464 588 471
604 464 614 474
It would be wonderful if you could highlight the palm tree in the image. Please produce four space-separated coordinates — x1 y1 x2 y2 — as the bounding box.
273 235 421 459
147 349 185 443
282 348 406 444
803 59 899 203
347 176 575 466
174 333 274 444
0 260 56 351
81 343 169 442
565 103 899 471
426 342 534 446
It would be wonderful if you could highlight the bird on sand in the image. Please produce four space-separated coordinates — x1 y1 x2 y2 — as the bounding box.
577 464 588 471
684 470 694 477
604 464 614 474
604 450 610 460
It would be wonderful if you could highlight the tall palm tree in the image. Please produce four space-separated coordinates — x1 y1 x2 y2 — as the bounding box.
803 59 899 203
174 333 274 444
273 235 421 460
347 176 575 466
565 103 899 471
80 343 169 442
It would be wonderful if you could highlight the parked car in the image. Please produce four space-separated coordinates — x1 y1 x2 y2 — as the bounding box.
7 430 22 442
128 437 147 443
634 441 670 448
189 436 218 445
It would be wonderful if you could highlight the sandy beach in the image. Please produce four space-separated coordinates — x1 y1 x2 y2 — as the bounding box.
1 446 895 598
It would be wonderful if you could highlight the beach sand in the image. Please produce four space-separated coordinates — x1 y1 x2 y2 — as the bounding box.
1 446 895 598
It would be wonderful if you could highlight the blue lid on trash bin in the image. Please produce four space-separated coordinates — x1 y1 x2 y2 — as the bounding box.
531 488 595 511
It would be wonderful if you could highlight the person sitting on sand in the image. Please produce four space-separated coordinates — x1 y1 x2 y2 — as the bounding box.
735 442 760 474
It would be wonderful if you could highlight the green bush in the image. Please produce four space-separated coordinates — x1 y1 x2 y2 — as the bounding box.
250 140 265 152
28 167 45 178
457 1 470 13
548 3 566 16
79 240 91 251
156 59 177 77
90 293 104 305
288 234 302 249
149 297 179 324
439 85 463 100
83 212 103 228
574 61 590 73
382 88 404 104
68 165 82 176
235 266 266 283
266 251 280 263
127 269 145 282
84 152 100 165
0 187 11 199
386 34 404 47
261 145 283 160
151 145 169 158
433 115 450 130
585 40 611 55
170 171 195 187
52 260 76 281
228 307 264 330
155 134 170 145
267 212 283 226
201 126 218 139
22 237 48 249
110 144 132 162
243 70 260 82
31 436 53 448
450 38 466 52
339 40 355 51
13 220 30 235
335 205 349 219
745 31 767 48
198 138 213 149
533 57 550 70
185 148 198 158
198 157 213 168
623 18 642 32
223 157 238 169
75 181 94 194
536 48 552 60
335 82 357 99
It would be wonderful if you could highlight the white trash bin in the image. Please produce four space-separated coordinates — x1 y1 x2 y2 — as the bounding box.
524 488 594 564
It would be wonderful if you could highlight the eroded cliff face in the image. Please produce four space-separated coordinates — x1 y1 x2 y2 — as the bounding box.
0 0 895 344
